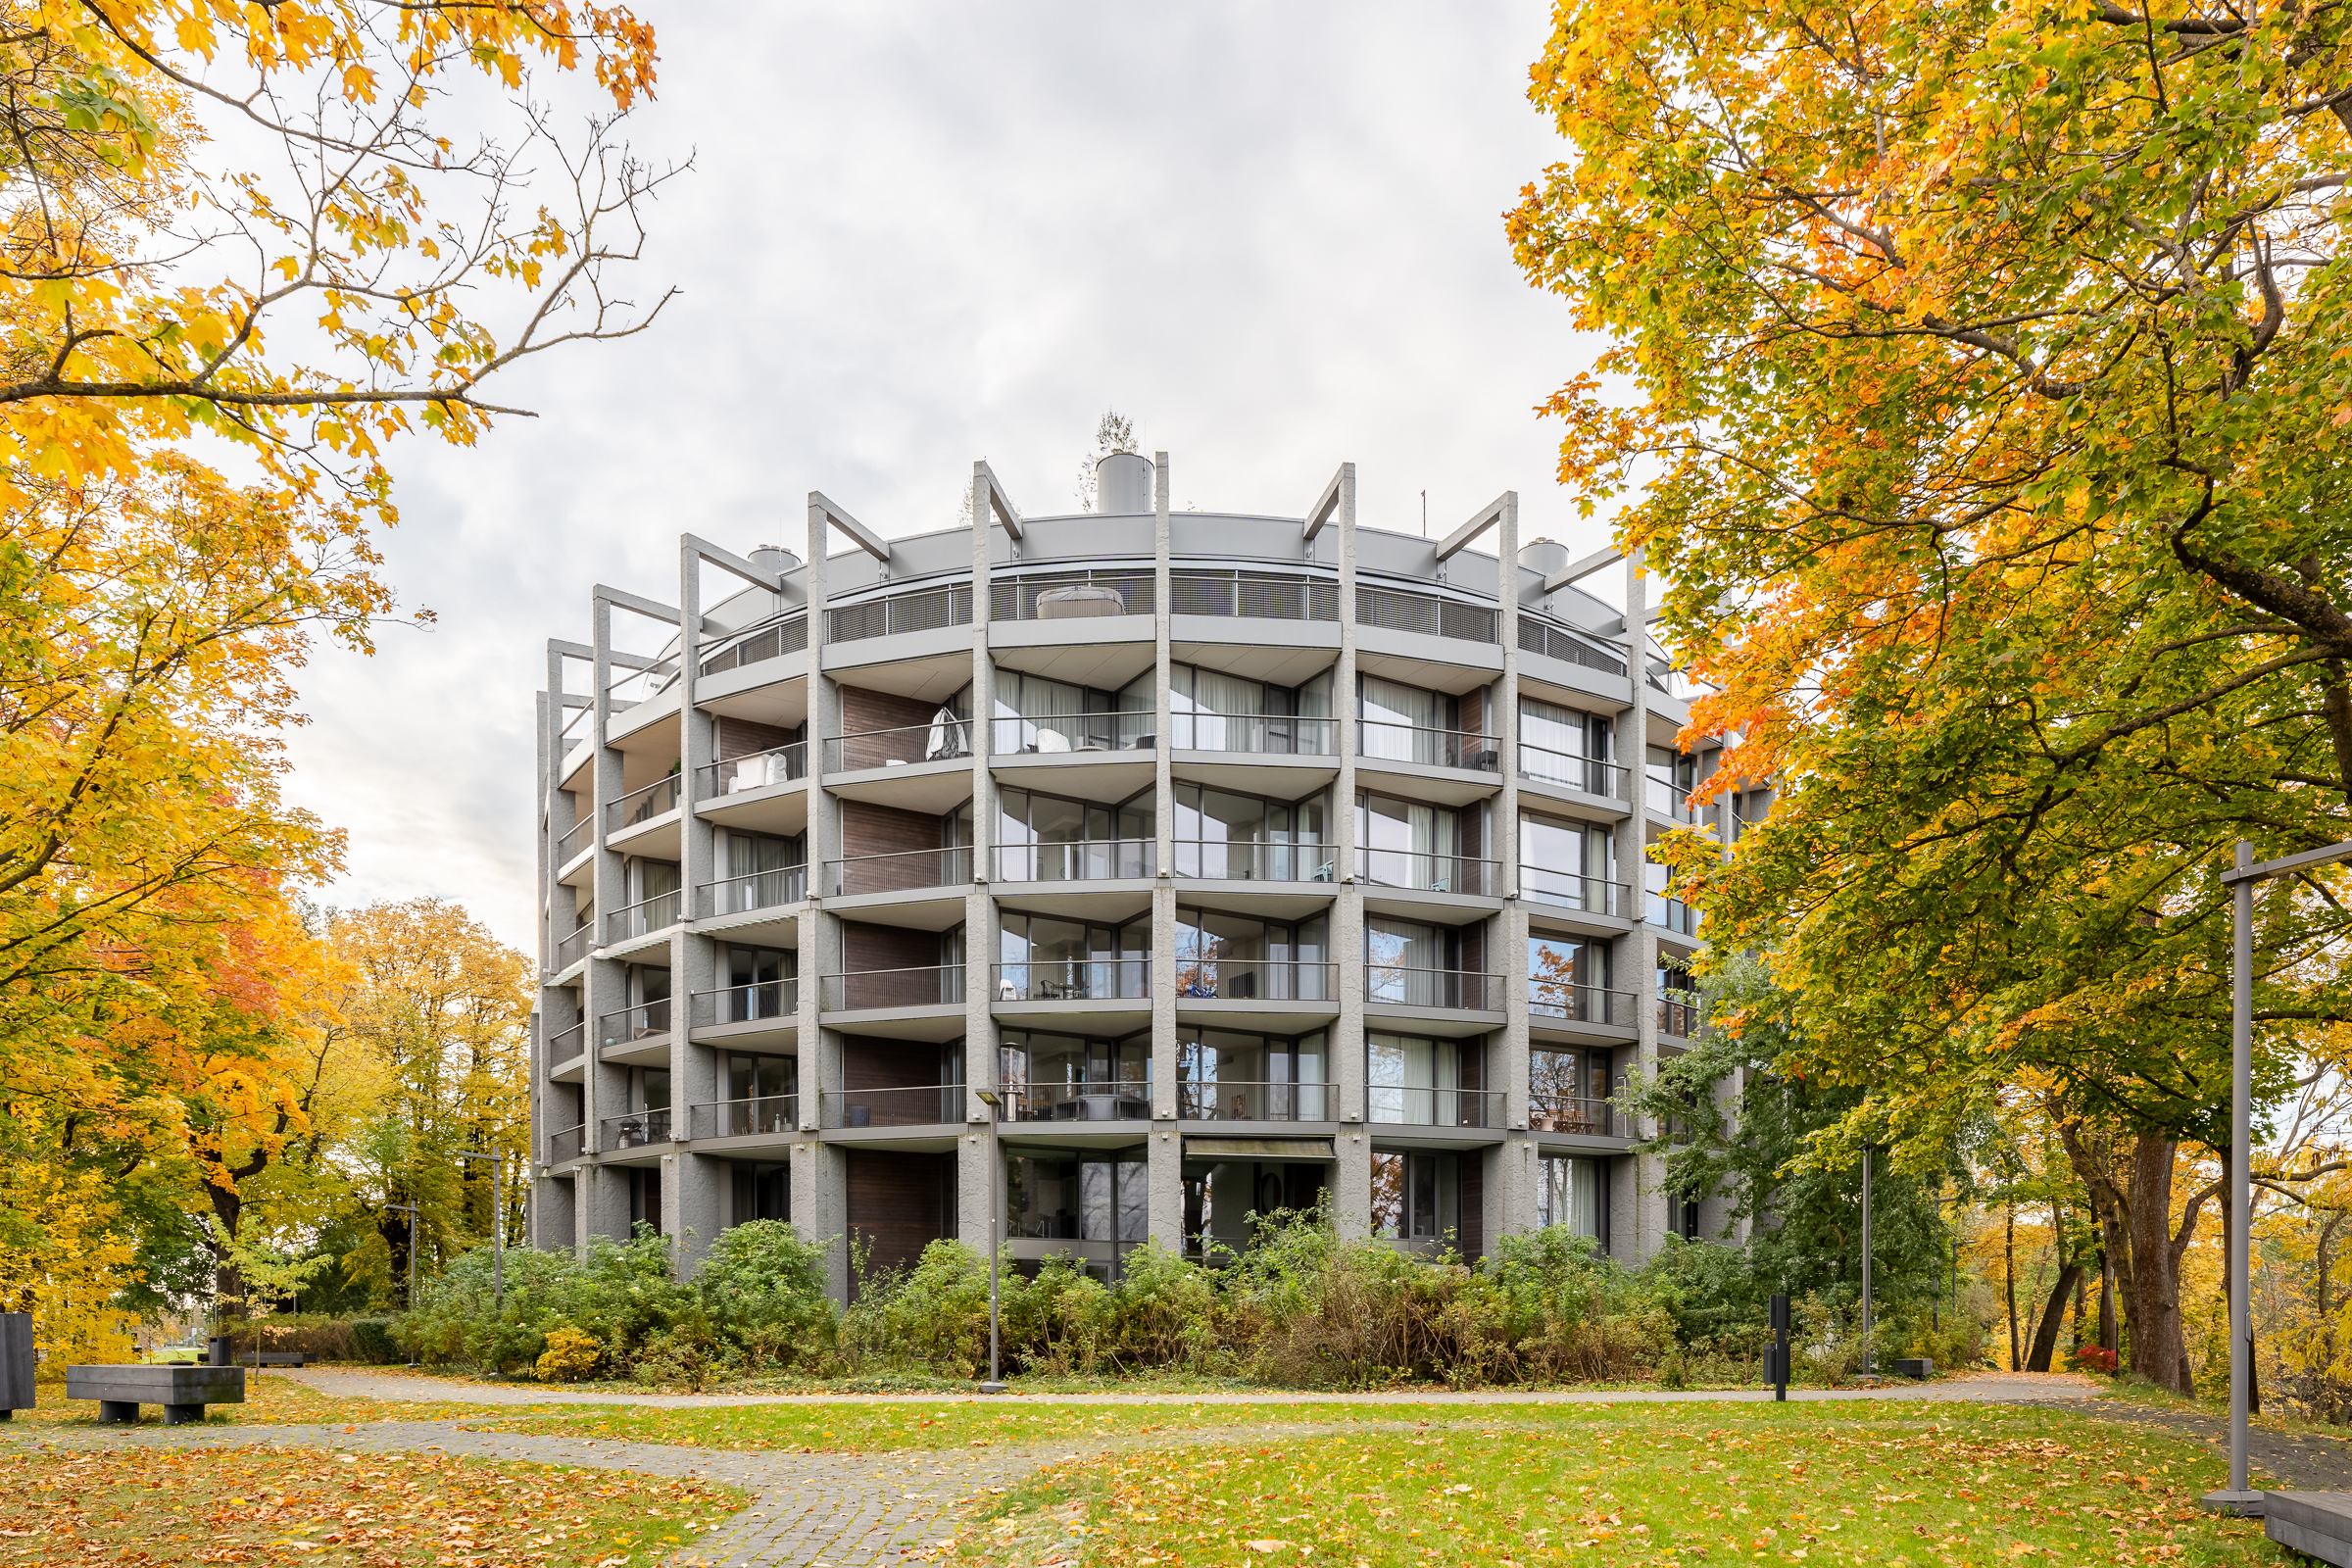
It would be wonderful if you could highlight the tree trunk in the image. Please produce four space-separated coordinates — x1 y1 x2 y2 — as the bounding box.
2006 1206 2022 1371
2028 1263 2086 1371
2099 1249 2118 1353
2127 1133 2193 1392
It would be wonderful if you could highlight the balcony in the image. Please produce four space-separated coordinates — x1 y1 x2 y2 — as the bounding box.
692 1095 800 1139
995 839 1153 883
822 1084 964 1128
1520 866 1632 918
603 889 682 946
602 1107 673 1150
1174 957 1336 1003
598 1000 672 1050
1658 990 1706 1038
821 964 966 1012
1518 744 1630 802
992 958 1151 1004
1174 839 1337 882
1354 848 1498 897
606 775 681 834
698 612 807 678
547 1123 584 1163
1364 965 1500 1010
1366 1086 1505 1129
1649 895 1700 936
691 981 797 1037
991 567 1154 620
554 814 594 864
1358 721 1499 772
1177 1080 1333 1122
825 719 970 775
698 864 807 918
1000 1081 1152 1123
1169 712 1337 757
545 1019 587 1062
1646 776 1702 823
990 712 1154 756
555 919 594 969
1529 981 1638 1029
698 742 807 800
1529 1094 1614 1137
826 845 973 899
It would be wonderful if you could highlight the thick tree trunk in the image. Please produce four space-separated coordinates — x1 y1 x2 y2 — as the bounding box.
2128 1134 2193 1392
2028 1263 2086 1371
2099 1250 2118 1353
2006 1207 2022 1371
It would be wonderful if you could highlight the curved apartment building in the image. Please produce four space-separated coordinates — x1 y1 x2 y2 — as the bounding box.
529 452 1747 1292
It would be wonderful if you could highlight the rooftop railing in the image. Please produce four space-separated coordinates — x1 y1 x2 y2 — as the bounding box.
603 889 682 945
1363 964 1500 1010
1358 721 1500 771
1001 1081 1152 1123
827 581 973 644
601 1107 672 1150
1518 616 1629 675
698 613 808 677
990 567 1154 619
1520 867 1633 918
1354 848 1498 897
1517 744 1630 800
821 964 966 1012
597 1000 671 1049
991 958 1151 1004
1529 1094 1614 1137
698 742 807 799
1174 957 1336 1004
1357 583 1494 643
1529 981 1638 1029
826 845 972 899
690 980 797 1029
697 864 806 918
990 711 1153 756
692 1095 799 1139
605 775 681 834
995 839 1153 883
825 720 971 773
1177 1080 1333 1122
1169 566 1338 621
1366 1086 1505 1129
1169 712 1337 756
822 1083 965 1128
1173 839 1337 883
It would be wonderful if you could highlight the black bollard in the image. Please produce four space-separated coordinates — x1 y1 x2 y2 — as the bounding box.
1771 1294 1790 1402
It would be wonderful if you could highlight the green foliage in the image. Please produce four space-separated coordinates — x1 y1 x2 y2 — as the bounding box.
350 1317 399 1364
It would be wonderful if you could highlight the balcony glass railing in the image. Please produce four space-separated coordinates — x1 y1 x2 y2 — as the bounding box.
606 775 682 833
1518 744 1630 800
1366 1086 1505 1128
1177 1080 1333 1122
826 846 973 899
1529 1094 1614 1137
547 1124 584 1163
822 1084 965 1129
692 1095 799 1139
603 889 682 945
555 919 594 969
824 719 971 774
820 965 966 1011
554 814 594 863
1354 848 1497 896
990 712 1155 756
1173 958 1336 1003
1520 867 1632 917
1000 1081 1152 1123
1363 965 1499 1010
598 1000 671 1048
1169 712 1337 756
691 981 797 1028
1648 895 1700 935
545 1019 587 1062
1358 721 1500 771
602 1107 672 1149
698 864 807 917
1173 839 1337 882
1528 981 1638 1028
697 743 807 800
995 839 1153 883
992 959 1151 1003
1658 990 1706 1038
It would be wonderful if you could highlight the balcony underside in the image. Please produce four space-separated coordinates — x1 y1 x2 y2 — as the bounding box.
599 1032 673 1068
1515 775 1632 822
990 751 1153 804
1528 1015 1638 1047
1353 756 1501 808
607 809 682 861
988 882 1152 923
991 997 1152 1033
1357 887 1503 920
698 779 808 836
823 888 969 931
1172 999 1341 1033
695 904 803 948
1167 754 1337 799
1362 1003 1505 1039
819 1004 966 1042
691 1017 799 1052
826 759 973 814
1362 1125 1507 1152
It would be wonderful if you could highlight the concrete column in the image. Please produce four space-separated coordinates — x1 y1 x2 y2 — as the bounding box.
1148 452 1185 1250
1624 550 1665 1261
960 464 1002 1250
799 496 850 1297
669 540 723 1268
1331 466 1369 1237
583 598 632 1247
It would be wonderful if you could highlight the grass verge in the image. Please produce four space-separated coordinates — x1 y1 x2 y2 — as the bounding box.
0 1445 745 1568
922 1403 2285 1566
12 1372 536 1427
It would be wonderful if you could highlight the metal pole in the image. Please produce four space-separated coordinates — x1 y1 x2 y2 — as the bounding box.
2230 839 2254 1495
1861 1142 1874 1375
983 1096 1005 1394
456 1151 505 1310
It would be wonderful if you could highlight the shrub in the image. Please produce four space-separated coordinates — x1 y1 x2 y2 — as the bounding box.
351 1319 400 1365
2069 1344 2119 1375
536 1326 602 1382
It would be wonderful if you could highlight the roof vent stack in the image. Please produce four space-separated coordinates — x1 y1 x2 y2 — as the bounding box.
749 544 799 579
1094 451 1156 515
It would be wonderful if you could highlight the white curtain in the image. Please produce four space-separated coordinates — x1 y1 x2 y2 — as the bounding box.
1361 676 1436 761
1186 667 1260 751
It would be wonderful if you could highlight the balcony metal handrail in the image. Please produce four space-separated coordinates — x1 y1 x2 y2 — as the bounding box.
1528 981 1638 1028
989 711 1155 756
1176 1079 1335 1122
546 1019 587 1061
554 813 595 863
697 742 808 800
1000 1080 1153 1123
698 612 808 677
992 958 1152 1003
826 845 973 898
547 1123 585 1163
692 1095 800 1139
690 980 798 1028
697 863 807 917
1517 743 1630 800
555 918 594 969
1658 989 1707 1037
1520 867 1634 917
1365 1085 1506 1129
994 839 1154 883
1354 848 1499 897
1358 720 1501 771
1528 1094 1614 1137
1363 964 1500 1010
1646 776 1703 822
820 964 967 1011
1649 894 1700 935
1169 711 1338 757
603 889 682 944
601 1107 672 1149
1173 957 1337 1004
1172 838 1338 883
824 718 971 774
821 1083 966 1129
597 1000 672 1048
606 774 682 833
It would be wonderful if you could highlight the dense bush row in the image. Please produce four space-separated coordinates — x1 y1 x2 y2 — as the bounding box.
393 1212 1984 1390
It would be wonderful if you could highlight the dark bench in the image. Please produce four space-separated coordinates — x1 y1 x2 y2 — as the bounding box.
66 1364 246 1424
2265 1493 2352 1565
239 1352 307 1368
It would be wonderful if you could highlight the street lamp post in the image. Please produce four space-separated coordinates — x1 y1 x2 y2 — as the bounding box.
455 1150 505 1310
385 1201 420 1368
2200 837 2352 1517
975 1090 1007 1395
1861 1141 1874 1376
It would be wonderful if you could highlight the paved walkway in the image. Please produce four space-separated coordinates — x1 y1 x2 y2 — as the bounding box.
2069 1399 2352 1492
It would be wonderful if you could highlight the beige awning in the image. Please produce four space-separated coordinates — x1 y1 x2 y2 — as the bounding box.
1182 1137 1336 1161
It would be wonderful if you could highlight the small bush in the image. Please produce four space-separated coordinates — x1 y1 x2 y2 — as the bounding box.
2069 1344 2119 1375
536 1326 602 1382
351 1319 400 1365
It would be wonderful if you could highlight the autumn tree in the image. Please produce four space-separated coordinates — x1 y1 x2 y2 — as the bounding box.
1508 0 2352 1388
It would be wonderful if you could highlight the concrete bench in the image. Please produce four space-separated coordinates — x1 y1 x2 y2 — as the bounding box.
66 1364 246 1425
2265 1493 2352 1565
239 1351 306 1368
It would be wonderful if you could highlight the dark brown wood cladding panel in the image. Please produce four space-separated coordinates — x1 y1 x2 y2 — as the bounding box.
716 716 793 760
847 1149 951 1286
839 799 950 862
840 1032 951 1093
840 686 941 739
1459 1154 1484 1260
841 921 943 975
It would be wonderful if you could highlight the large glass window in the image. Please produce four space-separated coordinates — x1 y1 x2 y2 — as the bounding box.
1174 906 1329 1000
1171 664 1333 753
1357 792 1475 892
1531 1049 1612 1133
1366 1032 1483 1125
712 944 794 1023
999 1030 1151 1121
996 671 1151 753
729 1162 789 1224
1646 745 1701 820
1528 934 1613 1021
1519 696 1613 791
1365 917 1468 1006
998 787 1152 880
1519 814 1617 912
1537 1154 1605 1241
1183 1160 1329 1257
1173 783 1330 880
720 1053 795 1135
1358 675 1450 762
1008 1152 1148 1248
1369 1151 1458 1242
1177 1028 1328 1120
998 911 1149 1001
714 830 804 911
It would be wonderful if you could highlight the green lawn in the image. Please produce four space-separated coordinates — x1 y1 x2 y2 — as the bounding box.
13 1371 531 1427
929 1403 2287 1566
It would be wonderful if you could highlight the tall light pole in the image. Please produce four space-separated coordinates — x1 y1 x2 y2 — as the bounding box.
456 1150 505 1310
1860 1140 1874 1375
974 1090 1007 1394
2201 837 2352 1517
385 1201 420 1368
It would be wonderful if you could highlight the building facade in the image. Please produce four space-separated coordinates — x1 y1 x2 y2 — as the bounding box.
529 452 1742 1294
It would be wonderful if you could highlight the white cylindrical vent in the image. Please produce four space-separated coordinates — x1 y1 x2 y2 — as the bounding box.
1519 539 1569 577
749 544 799 576
1095 451 1156 514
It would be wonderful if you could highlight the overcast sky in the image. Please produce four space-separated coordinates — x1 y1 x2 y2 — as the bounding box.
279 2 1614 953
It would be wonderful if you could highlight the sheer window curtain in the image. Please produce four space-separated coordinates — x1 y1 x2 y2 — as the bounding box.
1361 676 1437 762
1186 666 1261 751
